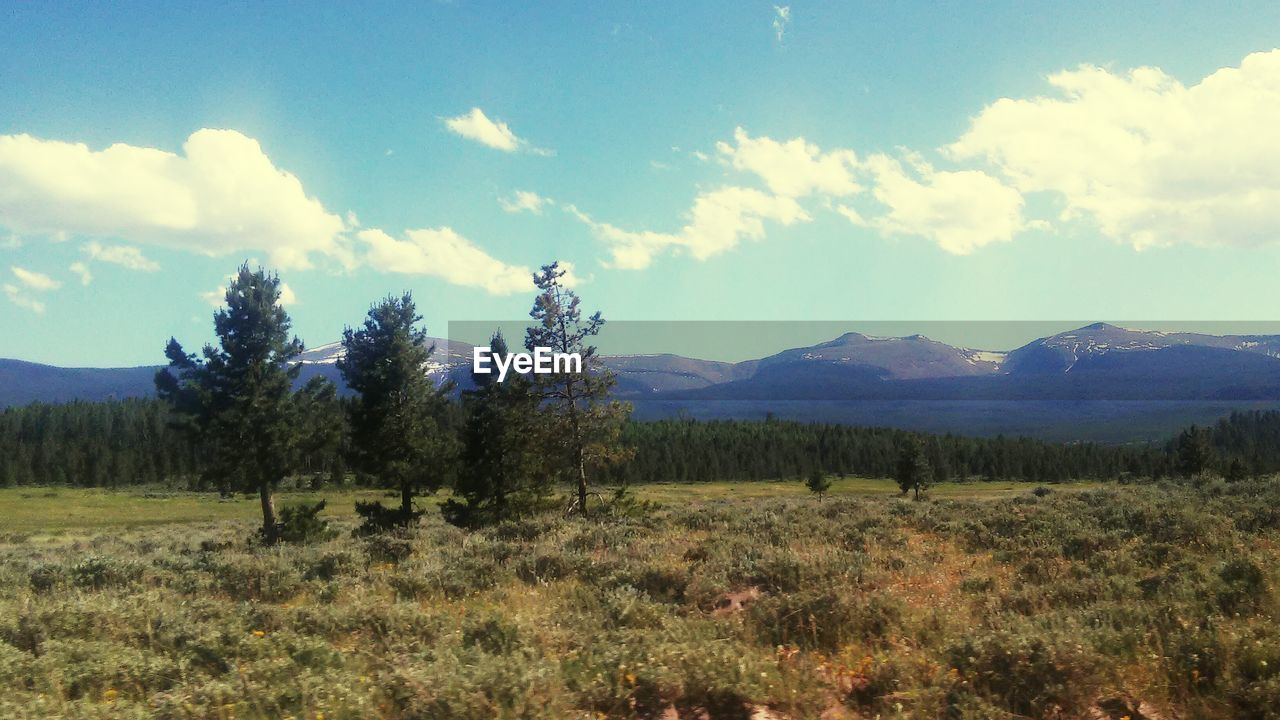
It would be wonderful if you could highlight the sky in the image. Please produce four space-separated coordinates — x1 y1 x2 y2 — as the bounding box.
3 2 1280 366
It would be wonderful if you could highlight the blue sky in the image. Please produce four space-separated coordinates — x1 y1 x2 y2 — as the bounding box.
3 2 1280 366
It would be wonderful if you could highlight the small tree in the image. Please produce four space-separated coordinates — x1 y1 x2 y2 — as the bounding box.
806 469 832 501
1174 425 1215 478
443 331 552 527
294 376 346 489
526 262 632 516
895 438 932 500
155 264 317 543
338 293 453 529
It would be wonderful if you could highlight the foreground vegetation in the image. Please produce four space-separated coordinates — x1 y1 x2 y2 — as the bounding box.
3 479 1278 719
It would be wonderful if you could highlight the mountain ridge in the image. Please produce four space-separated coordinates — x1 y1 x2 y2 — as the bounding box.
7 323 1280 442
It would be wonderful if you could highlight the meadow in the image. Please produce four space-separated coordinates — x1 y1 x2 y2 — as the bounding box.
1 478 1278 719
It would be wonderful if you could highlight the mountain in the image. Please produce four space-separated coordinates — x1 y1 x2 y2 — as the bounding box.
755 331 1004 379
0 360 161 408
1003 322 1280 374
7 323 1280 442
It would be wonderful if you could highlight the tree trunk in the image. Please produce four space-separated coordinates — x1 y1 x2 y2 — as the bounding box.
400 483 413 518
575 444 588 516
259 483 278 543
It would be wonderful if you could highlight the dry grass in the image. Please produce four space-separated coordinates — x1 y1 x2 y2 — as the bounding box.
0 479 1277 718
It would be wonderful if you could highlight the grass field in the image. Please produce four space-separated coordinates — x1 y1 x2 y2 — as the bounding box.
1 478 1277 719
0 477 1100 535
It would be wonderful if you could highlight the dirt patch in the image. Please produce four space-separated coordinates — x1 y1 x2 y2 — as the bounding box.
711 586 761 616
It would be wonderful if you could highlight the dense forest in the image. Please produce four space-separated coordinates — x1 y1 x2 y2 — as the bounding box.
6 397 1280 488
601 418 1168 484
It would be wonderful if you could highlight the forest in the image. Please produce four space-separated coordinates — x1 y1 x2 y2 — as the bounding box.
4 377 1277 488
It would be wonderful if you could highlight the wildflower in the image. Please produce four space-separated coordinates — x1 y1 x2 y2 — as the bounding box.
252 629 266 638
103 688 119 702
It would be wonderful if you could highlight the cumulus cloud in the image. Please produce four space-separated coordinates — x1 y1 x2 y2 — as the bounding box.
948 49 1280 249
569 187 809 270
357 227 539 295
0 129 350 269
84 241 160 271
69 261 92 286
499 190 551 215
842 153 1032 254
772 6 791 43
443 107 550 154
717 127 860 197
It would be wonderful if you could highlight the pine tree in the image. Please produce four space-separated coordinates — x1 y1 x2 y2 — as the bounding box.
155 264 312 543
525 262 632 516
1174 425 1214 478
294 376 345 489
339 293 453 530
895 438 932 500
806 468 832 501
443 331 551 527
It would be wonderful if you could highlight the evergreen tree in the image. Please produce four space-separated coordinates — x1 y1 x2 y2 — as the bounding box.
1175 425 1214 478
443 331 551 527
155 264 311 543
294 376 346 489
895 438 932 500
525 262 632 515
338 293 453 528
805 468 832 501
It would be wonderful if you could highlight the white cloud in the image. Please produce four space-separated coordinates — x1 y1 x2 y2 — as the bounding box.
0 129 350 269
844 153 1031 254
717 127 860 197
11 266 61 290
554 260 585 288
6 266 59 314
569 186 809 270
201 275 297 308
772 6 791 43
357 227 537 295
443 107 544 154
3 283 44 314
69 261 92 286
84 241 160 271
499 190 551 215
948 49 1280 249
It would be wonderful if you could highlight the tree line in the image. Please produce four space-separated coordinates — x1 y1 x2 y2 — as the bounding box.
598 418 1170 485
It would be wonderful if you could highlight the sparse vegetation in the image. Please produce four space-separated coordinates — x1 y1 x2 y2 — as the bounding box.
2 478 1278 718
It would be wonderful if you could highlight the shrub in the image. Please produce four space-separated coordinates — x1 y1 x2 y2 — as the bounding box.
353 500 424 535
946 629 1102 716
272 500 337 544
70 555 142 590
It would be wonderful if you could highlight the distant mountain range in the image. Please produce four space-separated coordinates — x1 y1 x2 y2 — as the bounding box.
7 323 1280 442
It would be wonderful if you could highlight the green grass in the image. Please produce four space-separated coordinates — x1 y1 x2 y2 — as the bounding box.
0 487 389 535
0 478 1101 534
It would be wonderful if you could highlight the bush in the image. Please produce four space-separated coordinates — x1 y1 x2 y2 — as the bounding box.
353 500 424 536
946 629 1102 717
70 555 142 590
267 500 337 544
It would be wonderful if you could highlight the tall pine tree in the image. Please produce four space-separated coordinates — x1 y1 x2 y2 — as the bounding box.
155 264 313 542
525 262 632 516
443 331 551 527
338 293 453 528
